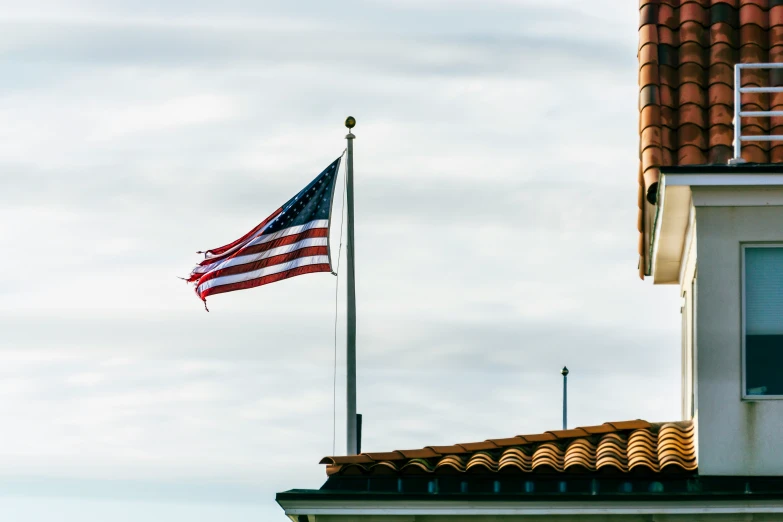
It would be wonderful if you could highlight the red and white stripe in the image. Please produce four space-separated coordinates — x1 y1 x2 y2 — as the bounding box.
187 217 332 304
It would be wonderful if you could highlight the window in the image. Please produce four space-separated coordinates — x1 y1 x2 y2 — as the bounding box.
743 245 783 398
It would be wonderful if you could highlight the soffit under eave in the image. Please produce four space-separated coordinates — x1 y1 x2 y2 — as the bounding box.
651 180 692 285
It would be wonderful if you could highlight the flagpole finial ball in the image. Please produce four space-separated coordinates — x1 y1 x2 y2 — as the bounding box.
561 366 569 376
345 116 356 129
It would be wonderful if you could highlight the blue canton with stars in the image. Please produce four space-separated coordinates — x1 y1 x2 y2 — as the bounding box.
263 157 342 234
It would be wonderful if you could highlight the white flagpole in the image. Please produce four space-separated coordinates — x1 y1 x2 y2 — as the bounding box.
344 117 358 455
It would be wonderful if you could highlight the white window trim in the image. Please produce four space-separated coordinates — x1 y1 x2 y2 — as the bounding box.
741 242 783 400
691 271 697 416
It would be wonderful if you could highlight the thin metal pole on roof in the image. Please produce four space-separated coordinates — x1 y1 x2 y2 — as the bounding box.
345 117 358 455
561 366 569 430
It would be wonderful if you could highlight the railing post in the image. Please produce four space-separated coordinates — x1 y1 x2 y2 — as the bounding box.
734 63 742 161
731 63 783 164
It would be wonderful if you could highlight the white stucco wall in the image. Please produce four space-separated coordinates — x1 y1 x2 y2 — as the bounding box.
694 202 783 475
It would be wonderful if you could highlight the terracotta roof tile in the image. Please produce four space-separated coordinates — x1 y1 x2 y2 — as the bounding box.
320 420 696 477
498 448 532 472
397 448 440 459
426 444 470 455
459 441 499 452
563 438 597 470
532 442 564 471
606 419 652 430
637 0 783 278
400 459 433 473
363 451 405 461
434 455 465 471
319 454 374 465
517 432 558 442
466 452 497 472
486 436 527 447
545 428 590 439
579 423 620 434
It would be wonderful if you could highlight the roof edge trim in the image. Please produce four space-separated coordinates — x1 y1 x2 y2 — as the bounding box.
277 498 783 517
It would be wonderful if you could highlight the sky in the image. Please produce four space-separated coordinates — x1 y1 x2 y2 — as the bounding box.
0 1 682 520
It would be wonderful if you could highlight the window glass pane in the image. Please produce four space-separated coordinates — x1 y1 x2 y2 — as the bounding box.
745 247 783 396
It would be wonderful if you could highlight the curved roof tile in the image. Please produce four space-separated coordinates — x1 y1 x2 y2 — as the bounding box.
637 0 783 279
320 420 696 476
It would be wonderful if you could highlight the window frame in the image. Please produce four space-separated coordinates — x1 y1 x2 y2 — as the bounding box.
741 242 783 400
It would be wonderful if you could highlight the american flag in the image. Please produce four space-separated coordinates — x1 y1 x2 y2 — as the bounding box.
187 157 342 309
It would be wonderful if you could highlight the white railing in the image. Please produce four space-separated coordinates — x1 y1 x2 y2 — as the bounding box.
733 63 783 162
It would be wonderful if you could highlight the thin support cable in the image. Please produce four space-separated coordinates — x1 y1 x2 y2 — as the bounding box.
332 155 348 456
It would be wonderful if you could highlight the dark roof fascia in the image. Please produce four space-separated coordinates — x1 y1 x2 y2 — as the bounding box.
276 489 783 504
277 475 783 503
660 164 783 175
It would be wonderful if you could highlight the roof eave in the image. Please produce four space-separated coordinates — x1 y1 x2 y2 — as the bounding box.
651 165 783 285
276 492 783 517
650 175 692 285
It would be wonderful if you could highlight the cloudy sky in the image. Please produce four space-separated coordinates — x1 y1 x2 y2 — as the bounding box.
0 1 682 520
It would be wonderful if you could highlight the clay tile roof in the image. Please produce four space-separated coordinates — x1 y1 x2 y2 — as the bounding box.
606 419 653 430
544 428 590 439
425 445 471 455
637 0 783 278
320 420 697 476
486 436 527 447
579 423 620 434
363 451 405 461
319 454 374 465
397 448 440 459
459 441 500 452
517 432 558 443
